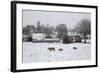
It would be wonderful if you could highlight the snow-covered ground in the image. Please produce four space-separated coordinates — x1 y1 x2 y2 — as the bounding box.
23 42 91 63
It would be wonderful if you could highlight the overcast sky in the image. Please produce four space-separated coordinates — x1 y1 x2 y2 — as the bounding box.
23 10 91 30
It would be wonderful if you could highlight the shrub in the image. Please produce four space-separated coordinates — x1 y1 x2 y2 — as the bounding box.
62 36 70 44
74 36 81 43
28 35 32 42
45 35 52 38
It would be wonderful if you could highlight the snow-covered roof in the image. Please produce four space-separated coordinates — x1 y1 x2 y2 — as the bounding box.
68 32 81 36
31 33 45 39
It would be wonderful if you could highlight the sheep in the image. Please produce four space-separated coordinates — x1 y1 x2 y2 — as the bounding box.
73 47 77 50
48 47 55 51
58 48 63 51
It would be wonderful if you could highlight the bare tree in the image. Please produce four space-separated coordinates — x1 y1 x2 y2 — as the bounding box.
56 24 68 40
23 25 36 34
44 24 53 38
75 19 91 43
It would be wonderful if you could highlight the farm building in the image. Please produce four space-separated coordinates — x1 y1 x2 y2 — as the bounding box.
68 31 82 43
31 33 45 41
23 31 82 43
31 33 60 43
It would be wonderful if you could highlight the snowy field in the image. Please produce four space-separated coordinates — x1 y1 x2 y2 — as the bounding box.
23 42 91 63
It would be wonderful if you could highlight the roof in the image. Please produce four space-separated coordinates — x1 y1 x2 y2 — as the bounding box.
68 31 81 36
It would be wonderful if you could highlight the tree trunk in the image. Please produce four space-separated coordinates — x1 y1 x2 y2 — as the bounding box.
84 35 86 43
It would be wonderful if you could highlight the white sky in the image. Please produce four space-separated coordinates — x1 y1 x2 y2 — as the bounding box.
23 10 91 30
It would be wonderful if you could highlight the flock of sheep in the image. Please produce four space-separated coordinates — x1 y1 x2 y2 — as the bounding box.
48 47 77 51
